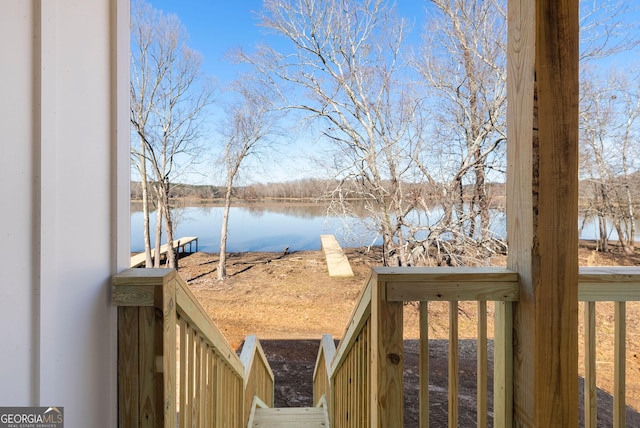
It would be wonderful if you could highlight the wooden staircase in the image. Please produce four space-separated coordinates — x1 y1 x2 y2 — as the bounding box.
250 406 330 427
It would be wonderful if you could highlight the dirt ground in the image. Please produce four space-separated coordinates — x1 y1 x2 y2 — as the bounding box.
174 242 640 426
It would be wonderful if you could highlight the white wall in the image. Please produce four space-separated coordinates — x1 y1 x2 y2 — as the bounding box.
0 1 129 426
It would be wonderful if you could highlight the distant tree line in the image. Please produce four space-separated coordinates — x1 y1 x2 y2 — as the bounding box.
131 181 223 200
131 178 508 205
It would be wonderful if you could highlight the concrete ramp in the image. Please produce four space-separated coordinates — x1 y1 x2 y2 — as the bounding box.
320 235 354 277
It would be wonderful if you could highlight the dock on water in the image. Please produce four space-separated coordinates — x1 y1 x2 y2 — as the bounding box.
130 236 198 268
320 234 354 277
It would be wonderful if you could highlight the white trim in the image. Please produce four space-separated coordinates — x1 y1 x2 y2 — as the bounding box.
112 0 131 274
35 0 58 406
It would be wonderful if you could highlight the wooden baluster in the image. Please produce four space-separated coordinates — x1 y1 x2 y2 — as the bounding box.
614 301 626 427
448 301 459 428
584 301 596 428
419 302 429 428
477 301 488 428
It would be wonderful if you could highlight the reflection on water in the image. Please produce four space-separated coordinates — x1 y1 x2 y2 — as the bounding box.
130 204 376 253
130 203 639 253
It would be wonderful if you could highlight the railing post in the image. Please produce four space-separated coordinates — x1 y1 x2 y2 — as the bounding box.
113 268 177 428
370 272 403 427
160 273 177 428
494 301 513 428
507 0 579 425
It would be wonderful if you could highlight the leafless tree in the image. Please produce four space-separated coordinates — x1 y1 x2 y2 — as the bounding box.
130 0 214 268
577 0 640 252
580 67 640 253
217 82 280 280
411 0 638 264
580 0 640 62
415 0 507 257
235 0 436 266
228 0 637 266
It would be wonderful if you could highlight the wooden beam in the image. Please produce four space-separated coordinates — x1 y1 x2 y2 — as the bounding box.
507 0 579 426
386 281 518 302
379 267 519 301
370 272 404 427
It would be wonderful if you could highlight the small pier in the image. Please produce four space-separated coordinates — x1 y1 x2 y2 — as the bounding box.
320 234 354 277
130 236 198 268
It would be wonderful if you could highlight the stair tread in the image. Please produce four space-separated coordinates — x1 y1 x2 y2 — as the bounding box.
252 407 329 427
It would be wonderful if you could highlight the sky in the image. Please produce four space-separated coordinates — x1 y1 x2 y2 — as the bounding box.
141 1 640 185
146 1 427 84
140 1 429 185
145 1 271 84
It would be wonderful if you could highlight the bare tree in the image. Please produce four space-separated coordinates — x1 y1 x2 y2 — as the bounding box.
229 0 637 266
577 1 640 253
580 67 640 253
580 0 640 62
217 83 280 280
412 0 638 263
130 0 214 268
415 0 507 256
236 0 436 266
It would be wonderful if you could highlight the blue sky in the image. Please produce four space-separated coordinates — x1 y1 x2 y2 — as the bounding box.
146 1 427 85
146 1 270 83
142 1 640 185
143 1 429 184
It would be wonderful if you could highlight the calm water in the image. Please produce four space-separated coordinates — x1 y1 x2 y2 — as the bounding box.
130 204 377 253
130 204 638 253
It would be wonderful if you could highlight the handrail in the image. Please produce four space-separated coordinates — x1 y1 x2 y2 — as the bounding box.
239 334 275 423
330 272 373 376
313 334 336 408
579 266 640 301
113 268 274 428
317 266 519 428
317 265 640 428
578 266 640 428
325 271 374 427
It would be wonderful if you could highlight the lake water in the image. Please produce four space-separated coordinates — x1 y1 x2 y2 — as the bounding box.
130 204 638 253
130 204 378 253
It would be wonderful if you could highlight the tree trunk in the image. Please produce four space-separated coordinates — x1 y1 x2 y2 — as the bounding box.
162 180 176 269
217 184 233 280
153 183 163 267
138 141 153 268
474 149 489 241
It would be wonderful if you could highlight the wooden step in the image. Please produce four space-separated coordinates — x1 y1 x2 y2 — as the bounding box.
251 407 329 427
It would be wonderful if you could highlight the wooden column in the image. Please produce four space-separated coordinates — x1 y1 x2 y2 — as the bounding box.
506 0 579 426
370 273 404 427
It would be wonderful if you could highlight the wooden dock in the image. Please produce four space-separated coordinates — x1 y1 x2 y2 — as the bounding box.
130 236 198 268
320 234 354 277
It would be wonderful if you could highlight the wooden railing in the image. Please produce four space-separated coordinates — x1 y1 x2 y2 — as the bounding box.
113 268 273 428
315 266 640 427
579 267 640 428
313 334 336 407
240 334 275 423
396 267 520 428
317 272 373 427
314 267 517 427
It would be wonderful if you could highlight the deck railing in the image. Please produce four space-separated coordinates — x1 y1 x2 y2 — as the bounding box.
579 267 640 427
315 266 640 427
113 268 273 428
